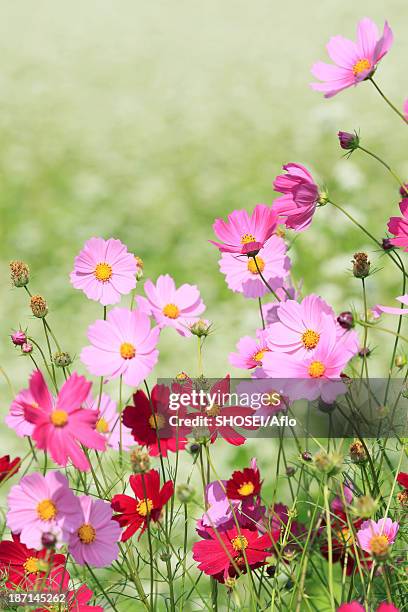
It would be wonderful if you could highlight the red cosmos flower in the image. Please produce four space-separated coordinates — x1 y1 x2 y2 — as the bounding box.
226 459 262 500
320 512 365 576
122 384 190 456
397 472 408 489
32 567 103 612
0 533 65 590
111 469 174 541
192 526 276 583
0 455 20 483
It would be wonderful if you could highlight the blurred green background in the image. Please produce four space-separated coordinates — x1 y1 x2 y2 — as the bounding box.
1 1 407 459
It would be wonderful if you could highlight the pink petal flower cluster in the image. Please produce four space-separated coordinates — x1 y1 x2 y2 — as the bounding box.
137 274 205 336
70 237 137 305
311 18 393 98
273 163 319 231
388 199 408 251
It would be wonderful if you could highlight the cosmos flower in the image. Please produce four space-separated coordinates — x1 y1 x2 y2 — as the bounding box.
68 495 121 567
81 307 160 387
357 517 399 557
229 330 270 370
311 18 393 98
23 371 106 472
70 237 137 306
7 471 81 550
261 279 301 325
31 567 104 612
273 163 320 232
373 294 408 315
337 604 365 612
0 455 20 484
111 469 174 541
137 274 205 336
6 386 36 438
397 472 408 489
226 459 262 500
85 392 134 451
209 204 279 255
388 200 408 251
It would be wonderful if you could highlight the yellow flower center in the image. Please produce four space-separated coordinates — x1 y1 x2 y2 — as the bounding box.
370 534 389 557
253 349 267 362
231 535 249 551
120 342 136 359
37 499 57 521
50 410 68 427
336 527 353 547
206 403 221 417
148 414 166 430
162 303 180 319
78 523 97 544
308 360 326 378
96 417 109 433
137 498 153 517
237 482 255 496
94 262 113 282
353 58 371 76
24 557 39 574
247 256 265 275
301 329 320 350
241 233 256 244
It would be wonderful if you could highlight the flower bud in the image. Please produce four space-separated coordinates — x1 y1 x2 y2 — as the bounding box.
301 451 312 462
53 351 73 367
130 447 150 473
337 311 354 330
225 577 236 589
174 371 190 385
9 260 30 287
399 183 408 197
41 532 57 549
395 354 407 369
30 295 48 318
358 347 371 359
313 450 343 475
318 399 337 413
354 495 377 518
11 330 27 346
266 564 276 577
176 484 195 504
382 238 394 251
349 440 367 464
22 342 33 354
189 319 212 338
134 256 144 281
186 441 201 456
317 190 329 205
286 466 296 477
338 131 360 151
282 545 297 562
352 252 370 279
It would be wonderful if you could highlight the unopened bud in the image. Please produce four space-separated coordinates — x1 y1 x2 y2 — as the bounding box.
176 484 195 504
354 495 377 518
314 450 343 476
301 451 312 462
11 331 27 346
41 532 57 549
186 442 201 456
286 466 296 477
134 256 144 280
382 238 394 251
189 319 212 338
130 447 150 474
10 260 30 287
338 130 360 151
352 252 370 279
30 295 48 318
225 576 236 589
22 342 33 354
337 311 354 330
395 355 407 369
349 440 367 464
358 346 371 359
317 190 329 205
53 351 73 367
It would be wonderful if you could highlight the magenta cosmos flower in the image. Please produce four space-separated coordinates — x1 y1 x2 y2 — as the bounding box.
357 517 399 557
68 495 121 567
311 18 393 98
219 235 290 299
229 330 270 370
7 471 81 550
81 307 160 386
209 204 279 255
6 387 36 438
23 370 106 471
85 392 134 451
70 237 137 306
388 199 408 251
137 274 205 336
273 163 320 232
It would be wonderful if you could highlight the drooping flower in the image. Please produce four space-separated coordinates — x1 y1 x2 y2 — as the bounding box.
357 517 399 558
272 163 320 232
0 533 65 589
209 204 279 255
374 294 408 315
0 455 20 484
23 371 106 471
137 274 205 336
226 459 262 500
7 471 81 550
70 237 137 306
11 330 27 346
85 392 134 451
111 469 174 541
388 200 408 251
219 235 290 299
68 495 121 567
192 525 276 582
32 567 104 612
397 472 408 489
338 131 360 151
311 18 393 98
229 330 270 370
81 307 160 387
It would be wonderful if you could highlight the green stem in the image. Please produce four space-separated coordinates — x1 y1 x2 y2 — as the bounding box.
370 77 408 125
357 145 407 195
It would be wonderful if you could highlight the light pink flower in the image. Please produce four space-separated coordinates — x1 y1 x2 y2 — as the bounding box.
388 199 408 251
262 279 301 325
229 330 270 370
311 18 393 98
7 471 81 550
219 235 290 299
23 371 106 472
374 294 408 315
81 307 160 386
85 392 134 451
6 388 36 438
209 204 279 255
68 495 121 567
137 274 205 336
70 237 137 306
357 517 399 554
273 163 319 232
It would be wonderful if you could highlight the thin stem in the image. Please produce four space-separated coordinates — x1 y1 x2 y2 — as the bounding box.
370 77 408 124
357 145 408 195
258 297 265 330
251 255 281 300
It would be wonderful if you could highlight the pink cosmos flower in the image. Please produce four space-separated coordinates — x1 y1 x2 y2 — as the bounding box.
81 307 160 387
388 199 408 251
404 99 408 121
357 517 399 555
374 294 408 315
377 604 399 612
219 235 290 299
70 237 137 306
262 279 301 325
85 392 134 451
137 274 205 336
229 330 270 370
337 604 364 612
210 204 279 255
6 387 36 438
68 495 121 567
23 371 106 472
273 163 319 231
7 471 81 550
311 18 393 98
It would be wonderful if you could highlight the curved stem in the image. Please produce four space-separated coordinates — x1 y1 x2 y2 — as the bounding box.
251 255 281 301
370 77 408 125
357 145 408 195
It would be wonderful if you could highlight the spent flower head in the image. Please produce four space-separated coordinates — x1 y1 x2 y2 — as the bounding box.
10 260 30 287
